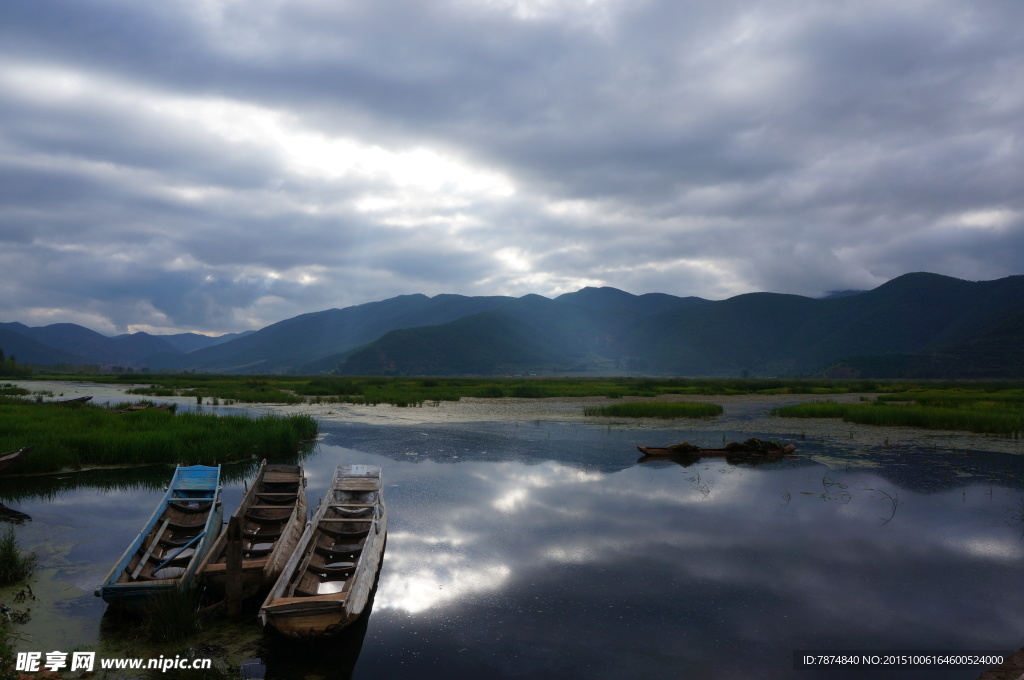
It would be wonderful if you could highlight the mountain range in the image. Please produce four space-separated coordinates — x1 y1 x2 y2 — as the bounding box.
2 272 1023 378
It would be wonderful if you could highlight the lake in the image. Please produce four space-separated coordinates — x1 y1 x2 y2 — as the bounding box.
2 395 1023 679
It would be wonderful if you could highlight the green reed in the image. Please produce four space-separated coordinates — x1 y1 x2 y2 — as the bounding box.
0 399 318 474
772 398 1023 436
583 402 723 418
0 526 36 585
142 588 206 643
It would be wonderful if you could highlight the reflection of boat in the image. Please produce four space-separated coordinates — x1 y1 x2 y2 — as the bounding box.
95 465 223 609
0 502 31 524
198 462 307 601
0 446 32 474
55 396 92 405
260 465 387 638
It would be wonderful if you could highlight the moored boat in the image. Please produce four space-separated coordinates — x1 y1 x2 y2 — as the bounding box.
95 465 223 609
197 461 307 601
0 446 32 474
54 395 92 405
260 464 387 638
637 438 797 458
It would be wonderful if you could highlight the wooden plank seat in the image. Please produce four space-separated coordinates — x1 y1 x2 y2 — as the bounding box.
313 563 355 576
315 543 363 556
244 528 283 540
201 558 269 574
335 479 380 491
244 513 291 524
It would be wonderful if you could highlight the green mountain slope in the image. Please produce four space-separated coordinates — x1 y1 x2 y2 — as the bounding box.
335 273 1024 376
178 293 515 373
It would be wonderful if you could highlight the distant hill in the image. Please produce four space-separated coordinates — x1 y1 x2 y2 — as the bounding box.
0 326 88 366
3 273 1024 377
140 331 253 354
160 293 515 373
334 273 1024 377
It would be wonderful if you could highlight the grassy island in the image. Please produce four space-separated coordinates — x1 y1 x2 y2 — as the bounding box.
772 390 1024 436
0 396 318 474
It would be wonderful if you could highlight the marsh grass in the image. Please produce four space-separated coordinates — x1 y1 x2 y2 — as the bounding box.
98 375 949 407
583 402 723 418
0 526 36 585
0 399 318 474
773 395 1024 436
142 588 205 643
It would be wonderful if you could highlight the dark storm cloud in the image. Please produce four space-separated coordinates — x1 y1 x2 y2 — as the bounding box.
1 0 1022 333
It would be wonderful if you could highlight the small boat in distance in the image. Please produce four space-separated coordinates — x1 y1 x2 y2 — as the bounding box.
95 465 223 609
260 464 387 638
54 396 92 405
637 438 797 458
197 461 307 601
0 446 32 474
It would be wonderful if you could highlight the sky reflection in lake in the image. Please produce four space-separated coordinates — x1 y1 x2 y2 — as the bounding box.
2 417 1022 679
283 419 1024 680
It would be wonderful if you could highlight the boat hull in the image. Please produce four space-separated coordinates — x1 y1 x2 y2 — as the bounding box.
0 447 32 474
96 465 222 610
197 462 307 601
260 464 387 638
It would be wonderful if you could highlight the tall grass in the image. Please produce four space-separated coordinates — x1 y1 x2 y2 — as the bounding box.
0 400 319 474
584 402 723 418
773 398 1023 436
0 526 36 585
143 588 205 642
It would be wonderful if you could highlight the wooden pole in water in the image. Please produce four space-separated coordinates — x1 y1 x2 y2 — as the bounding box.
226 515 242 617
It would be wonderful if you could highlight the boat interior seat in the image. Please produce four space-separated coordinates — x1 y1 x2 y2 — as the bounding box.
244 513 290 524
243 528 283 540
158 538 193 549
314 563 355 576
314 544 362 558
165 519 207 531
243 546 274 557
320 526 369 539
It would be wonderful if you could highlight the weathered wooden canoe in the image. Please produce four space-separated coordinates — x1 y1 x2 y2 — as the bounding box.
55 395 92 405
95 465 223 609
0 446 32 474
260 464 387 638
197 462 307 601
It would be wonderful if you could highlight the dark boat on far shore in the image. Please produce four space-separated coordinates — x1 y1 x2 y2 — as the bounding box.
55 396 92 405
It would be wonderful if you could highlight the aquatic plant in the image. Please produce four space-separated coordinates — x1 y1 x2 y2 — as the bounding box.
142 588 205 642
0 526 36 585
772 398 1023 436
0 401 319 474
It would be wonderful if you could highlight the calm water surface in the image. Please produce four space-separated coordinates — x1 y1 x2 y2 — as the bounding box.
2 411 1023 679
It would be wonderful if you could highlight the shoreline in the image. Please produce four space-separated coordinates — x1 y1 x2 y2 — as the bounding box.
9 379 1024 458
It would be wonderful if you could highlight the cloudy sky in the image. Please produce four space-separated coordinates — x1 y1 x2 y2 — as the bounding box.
2 0 1022 335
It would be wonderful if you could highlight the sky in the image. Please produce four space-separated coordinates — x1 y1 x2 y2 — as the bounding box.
1 0 1023 336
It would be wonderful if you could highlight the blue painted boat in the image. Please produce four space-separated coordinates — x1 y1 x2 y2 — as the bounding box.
95 465 223 609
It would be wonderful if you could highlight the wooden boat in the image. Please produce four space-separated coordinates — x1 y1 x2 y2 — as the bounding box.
0 446 32 474
260 464 387 638
637 438 797 458
197 462 307 601
95 465 223 609
55 395 92 405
